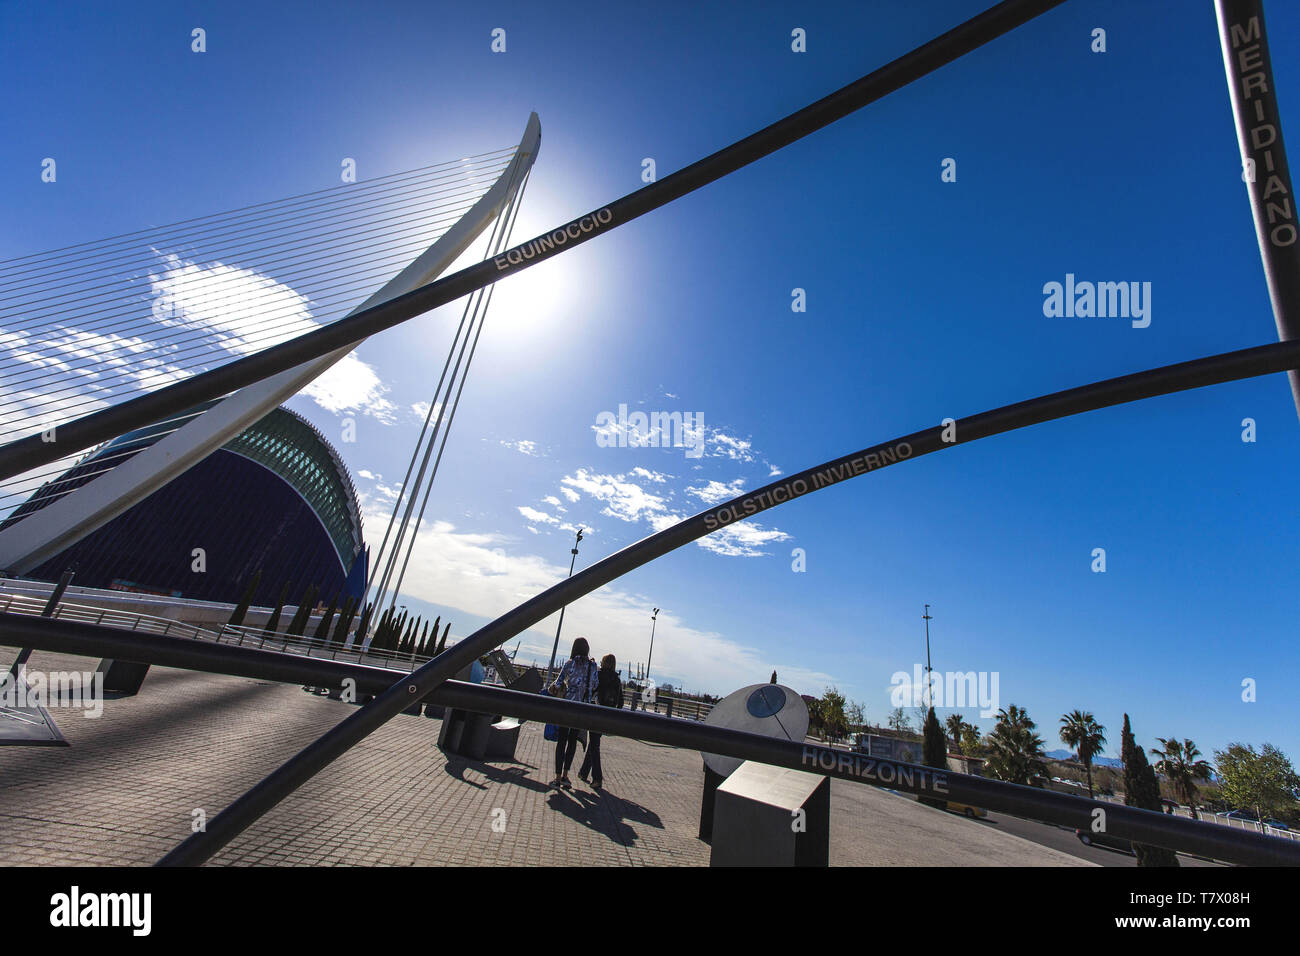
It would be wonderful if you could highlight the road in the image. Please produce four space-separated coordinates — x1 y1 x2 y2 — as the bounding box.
953 805 1226 867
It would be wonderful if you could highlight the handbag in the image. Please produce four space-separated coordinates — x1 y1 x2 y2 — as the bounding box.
541 684 559 741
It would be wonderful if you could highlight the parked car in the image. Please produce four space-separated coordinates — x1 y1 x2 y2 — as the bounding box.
1221 809 1259 821
1075 828 1135 855
1262 818 1290 831
947 801 987 819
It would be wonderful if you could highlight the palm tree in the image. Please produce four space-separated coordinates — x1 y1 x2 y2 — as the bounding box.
1059 710 1107 798
984 705 1049 786
1151 737 1212 819
946 714 973 751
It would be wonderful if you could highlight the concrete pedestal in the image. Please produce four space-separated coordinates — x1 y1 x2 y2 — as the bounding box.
95 659 150 696
698 763 726 842
709 761 830 867
437 708 494 759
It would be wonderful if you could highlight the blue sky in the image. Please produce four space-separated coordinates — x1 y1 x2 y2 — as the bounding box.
3 0 1299 764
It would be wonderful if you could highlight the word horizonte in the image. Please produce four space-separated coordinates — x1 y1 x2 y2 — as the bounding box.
800 744 949 794
703 442 914 530
494 208 615 269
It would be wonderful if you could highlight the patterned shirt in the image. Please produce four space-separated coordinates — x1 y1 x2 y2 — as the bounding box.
556 656 598 703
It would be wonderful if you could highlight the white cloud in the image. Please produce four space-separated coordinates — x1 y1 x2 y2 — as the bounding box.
696 521 791 557
518 505 560 526
365 513 834 696
501 439 540 457
630 466 671 483
710 432 755 462
301 351 397 424
687 478 747 505
560 468 669 524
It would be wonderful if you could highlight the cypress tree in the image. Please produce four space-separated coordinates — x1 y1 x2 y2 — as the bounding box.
436 620 450 654
1121 714 1180 867
313 590 340 645
920 706 948 808
331 596 357 646
228 570 261 628
287 583 318 637
263 579 290 640
352 601 373 648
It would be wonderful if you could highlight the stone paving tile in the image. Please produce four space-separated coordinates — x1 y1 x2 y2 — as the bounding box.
0 650 1087 866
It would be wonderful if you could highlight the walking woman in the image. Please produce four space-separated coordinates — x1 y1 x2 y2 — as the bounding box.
579 654 622 790
549 637 597 789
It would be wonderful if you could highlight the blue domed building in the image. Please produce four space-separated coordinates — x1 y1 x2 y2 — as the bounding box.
1 404 368 607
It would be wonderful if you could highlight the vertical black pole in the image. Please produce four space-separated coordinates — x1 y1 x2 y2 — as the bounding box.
922 604 933 711
545 528 583 684
7 570 74 678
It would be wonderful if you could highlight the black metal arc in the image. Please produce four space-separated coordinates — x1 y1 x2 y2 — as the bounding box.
5 613 1296 866
0 0 1068 483
156 336 1300 866
1216 0 1300 420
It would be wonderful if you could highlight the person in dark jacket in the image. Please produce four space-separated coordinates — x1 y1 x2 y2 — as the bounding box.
578 654 622 790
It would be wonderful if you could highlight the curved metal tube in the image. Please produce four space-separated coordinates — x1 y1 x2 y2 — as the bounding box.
0 0 1068 483
157 336 1300 865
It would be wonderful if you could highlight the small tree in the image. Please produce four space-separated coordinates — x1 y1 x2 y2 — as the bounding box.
312 590 340 645
286 583 318 637
806 696 825 739
846 699 865 735
959 725 985 757
352 601 374 648
888 707 912 734
262 579 290 640
227 570 261 628
920 706 947 808
331 596 357 646
1214 743 1300 825
1121 714 1179 867
820 687 848 741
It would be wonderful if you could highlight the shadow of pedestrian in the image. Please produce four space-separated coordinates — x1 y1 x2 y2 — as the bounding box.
544 786 664 847
442 753 551 794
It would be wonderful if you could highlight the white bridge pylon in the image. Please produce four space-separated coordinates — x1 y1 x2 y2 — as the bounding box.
0 114 541 575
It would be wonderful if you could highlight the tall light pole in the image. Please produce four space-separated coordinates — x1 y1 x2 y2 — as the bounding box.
545 528 583 684
922 604 933 712
646 608 660 680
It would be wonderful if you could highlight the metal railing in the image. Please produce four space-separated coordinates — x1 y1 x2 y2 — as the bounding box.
0 589 437 675
1082 791 1298 841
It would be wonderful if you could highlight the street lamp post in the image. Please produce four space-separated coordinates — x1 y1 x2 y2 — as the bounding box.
545 528 583 685
922 604 933 712
646 607 659 679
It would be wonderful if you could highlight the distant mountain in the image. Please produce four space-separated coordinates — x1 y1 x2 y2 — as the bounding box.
1045 748 1123 768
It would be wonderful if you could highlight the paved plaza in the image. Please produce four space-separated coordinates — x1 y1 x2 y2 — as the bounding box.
0 649 1091 867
